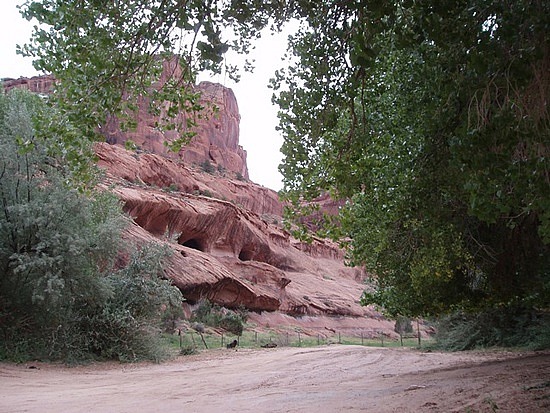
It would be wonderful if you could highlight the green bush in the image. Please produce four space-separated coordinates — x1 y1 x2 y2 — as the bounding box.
191 299 246 336
0 90 183 362
192 299 218 324
433 307 550 351
200 160 215 174
82 244 182 362
219 313 244 336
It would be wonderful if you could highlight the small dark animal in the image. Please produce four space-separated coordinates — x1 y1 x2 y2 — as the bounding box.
226 339 238 349
261 343 277 348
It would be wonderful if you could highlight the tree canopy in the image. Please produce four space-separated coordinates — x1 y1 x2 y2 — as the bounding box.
17 0 550 318
272 0 549 316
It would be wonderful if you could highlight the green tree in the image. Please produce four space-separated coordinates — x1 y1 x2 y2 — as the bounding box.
0 90 182 361
271 1 549 317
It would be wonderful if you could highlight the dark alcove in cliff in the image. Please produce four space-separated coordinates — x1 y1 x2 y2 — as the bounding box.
180 237 206 252
238 246 254 261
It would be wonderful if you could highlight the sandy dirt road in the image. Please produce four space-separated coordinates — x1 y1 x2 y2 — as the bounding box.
1 345 549 413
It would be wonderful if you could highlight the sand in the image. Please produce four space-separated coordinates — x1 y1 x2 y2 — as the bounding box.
1 345 549 413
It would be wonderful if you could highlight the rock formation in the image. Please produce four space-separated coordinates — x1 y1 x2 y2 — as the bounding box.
2 75 56 95
95 143 281 216
98 58 249 179
101 79 249 180
4 70 396 334
98 142 369 319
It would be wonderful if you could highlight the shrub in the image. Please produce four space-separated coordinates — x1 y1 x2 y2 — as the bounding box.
200 160 215 174
192 299 216 324
219 313 244 336
191 299 247 336
124 139 138 151
433 307 550 351
394 316 413 335
83 243 183 361
162 183 179 193
0 90 183 362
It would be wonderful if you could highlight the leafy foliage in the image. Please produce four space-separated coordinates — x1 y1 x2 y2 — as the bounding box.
191 299 247 336
0 90 183 362
433 309 550 351
269 0 550 317
81 244 182 362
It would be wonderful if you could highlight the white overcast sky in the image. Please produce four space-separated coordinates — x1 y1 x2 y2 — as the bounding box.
0 0 287 191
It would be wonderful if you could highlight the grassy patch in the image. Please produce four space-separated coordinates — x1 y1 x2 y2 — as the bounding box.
163 326 429 353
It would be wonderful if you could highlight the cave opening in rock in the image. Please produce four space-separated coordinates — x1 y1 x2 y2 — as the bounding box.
238 248 254 261
181 238 204 252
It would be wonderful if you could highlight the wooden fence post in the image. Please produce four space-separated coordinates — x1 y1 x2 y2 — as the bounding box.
417 319 421 348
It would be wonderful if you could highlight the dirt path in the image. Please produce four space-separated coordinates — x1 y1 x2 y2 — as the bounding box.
1 346 549 413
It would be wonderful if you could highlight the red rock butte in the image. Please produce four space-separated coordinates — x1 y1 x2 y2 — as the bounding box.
3 69 399 337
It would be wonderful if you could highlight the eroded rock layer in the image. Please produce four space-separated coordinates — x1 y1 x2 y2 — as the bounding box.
5 71 379 324
3 75 56 94
98 142 371 319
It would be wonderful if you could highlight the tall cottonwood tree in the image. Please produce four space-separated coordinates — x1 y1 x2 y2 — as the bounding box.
271 1 549 316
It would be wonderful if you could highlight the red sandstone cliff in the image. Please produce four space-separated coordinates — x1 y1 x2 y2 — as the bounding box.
2 75 56 94
4 71 387 331
97 142 369 320
101 78 250 180
4 65 249 180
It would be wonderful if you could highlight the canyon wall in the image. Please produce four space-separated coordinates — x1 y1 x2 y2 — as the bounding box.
3 70 388 332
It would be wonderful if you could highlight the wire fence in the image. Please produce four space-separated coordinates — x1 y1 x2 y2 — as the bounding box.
168 327 424 353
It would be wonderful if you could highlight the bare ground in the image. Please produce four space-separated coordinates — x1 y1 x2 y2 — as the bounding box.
1 346 549 413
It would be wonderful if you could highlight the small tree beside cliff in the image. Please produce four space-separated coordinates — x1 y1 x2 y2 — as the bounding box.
0 90 182 362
